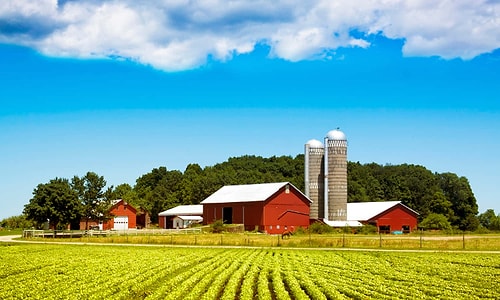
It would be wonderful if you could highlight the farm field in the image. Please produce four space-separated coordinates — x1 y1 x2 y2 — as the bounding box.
1 243 499 299
26 230 500 251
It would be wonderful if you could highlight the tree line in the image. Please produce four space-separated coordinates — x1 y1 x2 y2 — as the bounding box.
4 155 498 231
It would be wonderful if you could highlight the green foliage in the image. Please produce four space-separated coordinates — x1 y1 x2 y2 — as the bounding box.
0 215 34 229
1 244 499 299
478 209 500 231
419 213 452 230
210 219 226 233
436 173 478 230
308 222 334 234
71 172 110 229
358 224 378 234
348 162 479 231
134 167 184 223
19 155 479 232
132 155 304 223
23 178 81 230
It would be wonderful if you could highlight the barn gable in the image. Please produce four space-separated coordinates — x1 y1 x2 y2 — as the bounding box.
108 199 137 230
347 201 419 233
79 199 140 230
201 182 311 234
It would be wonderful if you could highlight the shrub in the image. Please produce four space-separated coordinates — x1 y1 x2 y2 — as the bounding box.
358 224 378 234
210 219 226 233
308 222 334 234
420 213 452 231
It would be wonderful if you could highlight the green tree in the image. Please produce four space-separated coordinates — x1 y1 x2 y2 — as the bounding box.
437 173 479 231
0 215 34 229
135 167 183 223
24 178 81 234
348 162 384 202
478 209 498 230
491 215 500 231
109 183 141 207
419 213 452 230
429 191 454 220
180 164 205 204
71 172 110 230
347 162 478 229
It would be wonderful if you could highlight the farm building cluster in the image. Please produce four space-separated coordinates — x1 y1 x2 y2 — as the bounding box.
158 129 419 234
88 129 418 233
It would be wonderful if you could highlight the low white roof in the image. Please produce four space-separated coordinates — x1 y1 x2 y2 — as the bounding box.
201 182 311 204
324 220 363 227
174 215 203 221
158 205 203 216
347 201 418 221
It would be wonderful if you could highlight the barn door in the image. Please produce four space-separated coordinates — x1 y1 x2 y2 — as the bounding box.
223 207 233 224
114 216 129 230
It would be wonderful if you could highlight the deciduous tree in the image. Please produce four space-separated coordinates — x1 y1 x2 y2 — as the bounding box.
71 172 109 230
24 178 80 234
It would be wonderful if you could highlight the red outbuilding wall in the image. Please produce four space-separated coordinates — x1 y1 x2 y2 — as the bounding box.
368 204 418 233
105 200 137 229
80 200 137 230
203 201 265 231
203 185 310 234
262 187 310 234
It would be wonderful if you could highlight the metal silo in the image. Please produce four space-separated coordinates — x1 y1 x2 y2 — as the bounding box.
305 139 325 219
324 129 348 221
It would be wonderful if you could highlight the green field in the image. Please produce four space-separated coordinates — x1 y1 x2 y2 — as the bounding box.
29 231 500 251
0 229 22 236
1 243 499 299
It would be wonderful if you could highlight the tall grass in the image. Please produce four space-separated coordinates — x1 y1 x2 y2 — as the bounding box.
32 231 500 251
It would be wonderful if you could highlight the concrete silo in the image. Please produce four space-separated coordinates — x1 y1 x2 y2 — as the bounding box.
305 129 348 222
304 139 325 219
324 129 348 221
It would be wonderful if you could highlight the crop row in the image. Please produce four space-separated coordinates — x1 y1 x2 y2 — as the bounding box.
0 243 499 299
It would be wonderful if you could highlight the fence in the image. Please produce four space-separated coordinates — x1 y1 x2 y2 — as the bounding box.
20 229 500 250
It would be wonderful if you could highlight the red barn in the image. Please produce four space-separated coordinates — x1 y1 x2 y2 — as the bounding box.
79 199 140 230
201 182 311 234
347 201 419 233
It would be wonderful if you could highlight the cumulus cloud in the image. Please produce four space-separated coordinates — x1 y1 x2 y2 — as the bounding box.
0 0 498 71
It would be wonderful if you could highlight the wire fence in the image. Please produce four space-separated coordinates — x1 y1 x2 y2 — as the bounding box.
21 229 500 251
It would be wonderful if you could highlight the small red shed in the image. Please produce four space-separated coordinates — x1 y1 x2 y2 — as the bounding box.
347 201 419 233
79 199 139 230
201 182 311 234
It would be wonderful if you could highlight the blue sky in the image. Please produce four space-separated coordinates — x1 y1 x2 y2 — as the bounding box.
1 0 499 220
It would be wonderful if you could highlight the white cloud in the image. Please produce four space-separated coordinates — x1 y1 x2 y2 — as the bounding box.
0 0 498 71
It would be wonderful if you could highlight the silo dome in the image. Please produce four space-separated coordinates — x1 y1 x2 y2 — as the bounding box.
306 139 324 148
326 129 346 141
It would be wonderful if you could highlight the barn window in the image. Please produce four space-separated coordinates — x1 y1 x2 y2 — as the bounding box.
379 225 391 234
285 185 290 194
402 225 410 233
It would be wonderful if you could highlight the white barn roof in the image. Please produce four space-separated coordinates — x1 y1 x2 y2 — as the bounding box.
201 182 311 204
158 205 203 217
324 220 363 227
347 201 418 221
174 216 203 221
